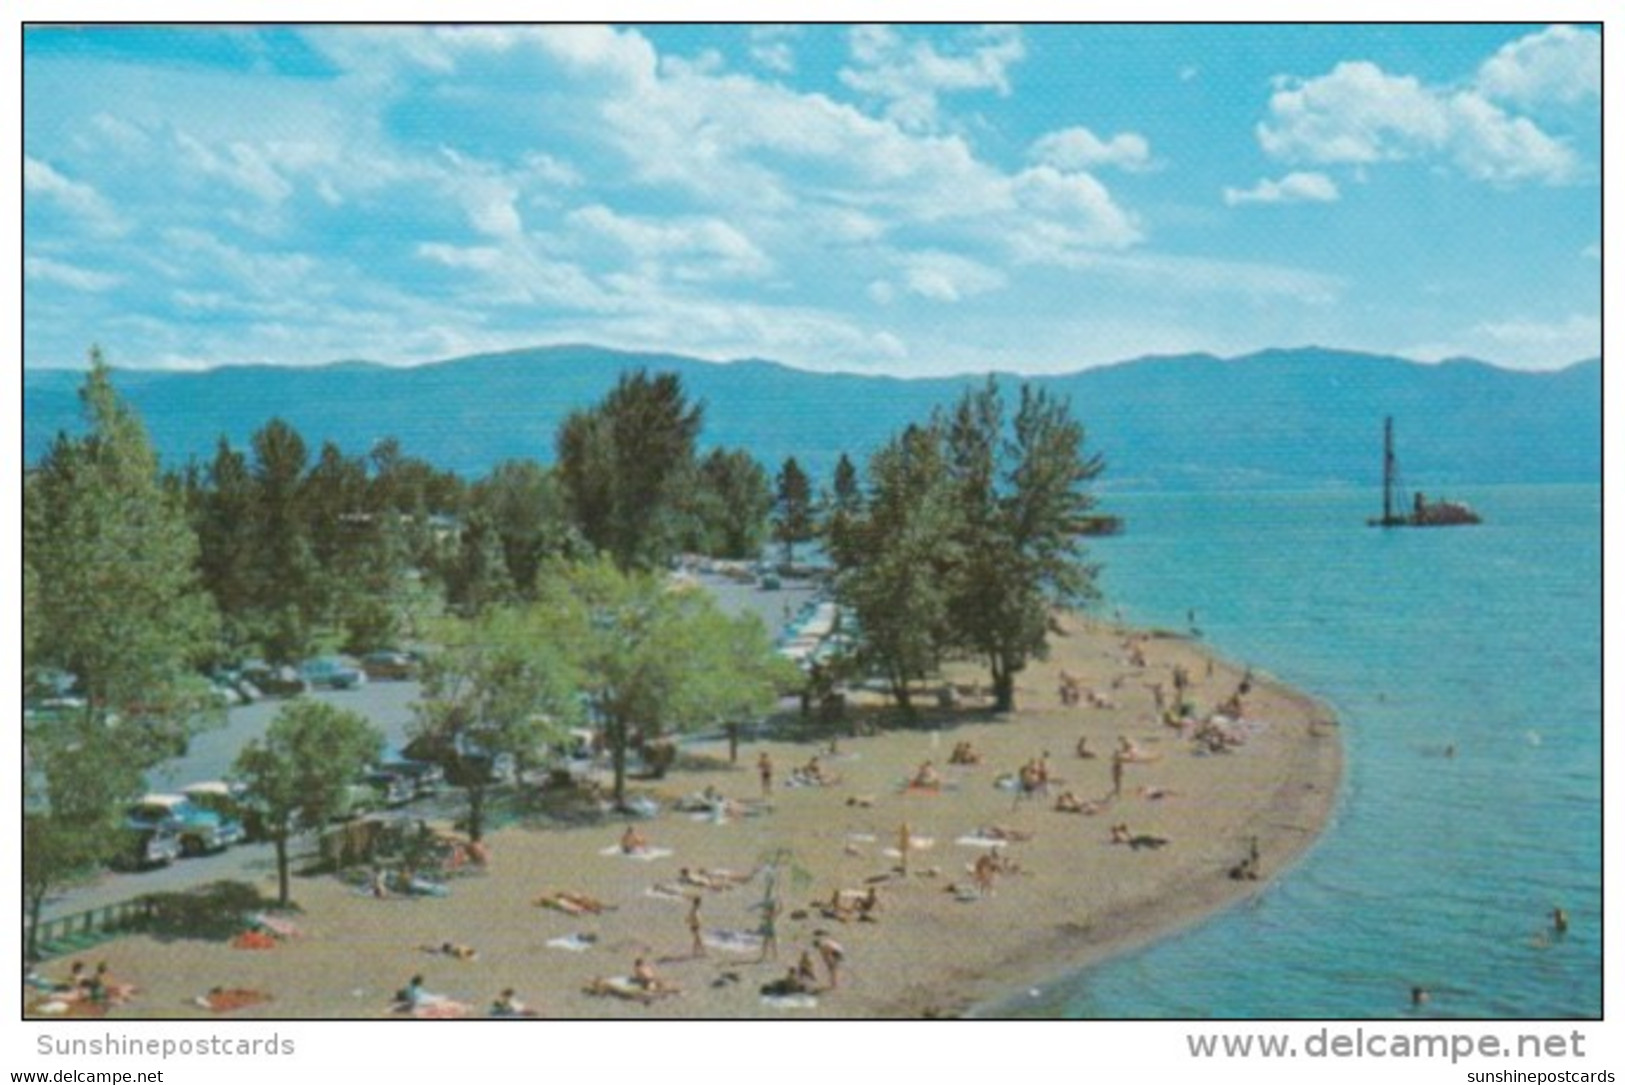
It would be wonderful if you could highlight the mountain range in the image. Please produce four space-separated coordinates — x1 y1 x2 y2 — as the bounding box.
23 345 1600 493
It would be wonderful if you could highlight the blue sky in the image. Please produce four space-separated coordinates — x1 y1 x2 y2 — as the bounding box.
22 23 1601 375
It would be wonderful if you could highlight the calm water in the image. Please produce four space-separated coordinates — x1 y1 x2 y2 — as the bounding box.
996 484 1601 1019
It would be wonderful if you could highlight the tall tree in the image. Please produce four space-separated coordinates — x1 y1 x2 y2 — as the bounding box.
24 350 217 735
943 378 1105 712
688 448 773 559
410 609 578 841
468 459 579 596
248 418 319 662
232 700 382 906
823 451 863 574
531 558 793 808
840 425 958 714
556 370 704 570
773 456 814 567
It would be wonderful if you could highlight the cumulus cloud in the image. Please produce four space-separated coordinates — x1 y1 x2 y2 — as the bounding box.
1258 57 1582 184
1223 171 1340 206
749 26 800 74
1476 24 1600 108
1029 127 1153 173
24 156 125 236
839 24 1025 131
25 255 122 292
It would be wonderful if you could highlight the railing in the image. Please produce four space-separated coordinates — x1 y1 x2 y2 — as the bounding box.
28 897 157 960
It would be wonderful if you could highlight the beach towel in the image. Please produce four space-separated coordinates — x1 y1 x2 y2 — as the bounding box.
410 1000 474 1018
954 835 1008 848
231 930 278 950
196 988 272 1013
546 933 599 952
760 993 819 1010
598 845 674 861
702 929 764 954
246 913 302 939
536 892 614 915
585 977 677 1003
647 883 692 902
28 998 109 1018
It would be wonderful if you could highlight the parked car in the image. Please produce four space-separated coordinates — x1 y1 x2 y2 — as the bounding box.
124 793 244 856
111 823 182 871
240 661 308 698
377 749 445 798
361 650 419 681
363 771 414 808
300 656 366 690
403 734 512 788
181 781 266 843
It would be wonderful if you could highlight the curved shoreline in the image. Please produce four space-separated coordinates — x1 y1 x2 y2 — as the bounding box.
28 615 1342 1021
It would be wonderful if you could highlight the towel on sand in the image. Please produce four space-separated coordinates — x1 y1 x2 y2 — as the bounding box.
598 845 674 861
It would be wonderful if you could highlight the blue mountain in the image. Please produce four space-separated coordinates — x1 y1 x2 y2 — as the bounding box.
23 344 1600 492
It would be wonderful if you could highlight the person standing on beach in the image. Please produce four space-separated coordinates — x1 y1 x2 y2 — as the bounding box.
757 896 781 962
814 931 846 989
898 821 912 874
1111 750 1125 799
687 896 705 958
758 752 774 796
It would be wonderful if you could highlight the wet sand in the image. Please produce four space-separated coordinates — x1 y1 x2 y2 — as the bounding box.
33 614 1341 1020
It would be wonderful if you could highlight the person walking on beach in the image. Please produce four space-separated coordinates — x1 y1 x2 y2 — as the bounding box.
687 896 705 958
757 896 781 962
897 821 912 875
814 931 846 989
758 752 774 797
1110 750 1125 799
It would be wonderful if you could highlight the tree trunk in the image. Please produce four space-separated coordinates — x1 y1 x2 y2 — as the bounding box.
25 885 47 964
990 656 1015 713
889 668 914 716
726 721 739 764
468 783 487 843
274 832 291 908
610 721 628 809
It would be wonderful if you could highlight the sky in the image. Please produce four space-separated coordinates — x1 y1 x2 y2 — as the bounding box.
20 23 1603 376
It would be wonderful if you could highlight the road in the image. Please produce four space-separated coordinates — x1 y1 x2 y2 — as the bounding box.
35 574 827 927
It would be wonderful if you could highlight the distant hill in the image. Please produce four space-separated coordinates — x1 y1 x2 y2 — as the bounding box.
23 344 1600 493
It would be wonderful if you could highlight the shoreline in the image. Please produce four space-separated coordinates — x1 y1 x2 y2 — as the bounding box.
28 614 1342 1020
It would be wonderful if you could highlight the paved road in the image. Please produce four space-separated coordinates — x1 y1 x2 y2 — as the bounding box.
36 574 829 928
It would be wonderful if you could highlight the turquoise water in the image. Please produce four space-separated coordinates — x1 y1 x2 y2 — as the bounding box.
999 484 1601 1019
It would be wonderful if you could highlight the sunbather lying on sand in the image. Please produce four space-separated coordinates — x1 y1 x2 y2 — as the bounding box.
1109 823 1170 850
584 962 681 1004
975 824 1034 842
420 941 478 960
489 988 539 1017
911 760 942 790
193 987 272 1013
1054 790 1103 815
535 890 614 915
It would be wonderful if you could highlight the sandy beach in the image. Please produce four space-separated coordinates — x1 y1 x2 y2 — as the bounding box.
29 614 1341 1020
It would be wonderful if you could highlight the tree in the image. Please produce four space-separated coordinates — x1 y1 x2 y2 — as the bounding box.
840 424 958 714
687 448 773 559
410 608 579 841
773 457 815 567
942 378 1105 712
248 418 319 662
556 370 704 570
467 459 580 596
531 558 794 808
24 726 145 962
24 350 218 743
823 451 864 574
232 700 382 906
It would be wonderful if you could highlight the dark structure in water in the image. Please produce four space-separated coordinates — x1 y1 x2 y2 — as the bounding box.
1368 416 1482 528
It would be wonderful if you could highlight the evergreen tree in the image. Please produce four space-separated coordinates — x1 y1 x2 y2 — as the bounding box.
773 456 814 567
689 448 773 559
556 370 703 570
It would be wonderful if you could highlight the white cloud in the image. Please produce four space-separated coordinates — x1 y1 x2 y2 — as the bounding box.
1476 25 1600 108
896 251 1007 302
23 156 125 236
1224 171 1340 206
24 255 121 292
1258 58 1581 184
1030 127 1153 173
749 26 800 75
839 25 1025 131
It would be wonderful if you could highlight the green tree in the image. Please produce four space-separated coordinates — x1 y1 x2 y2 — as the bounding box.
192 438 261 654
24 350 218 741
823 451 863 574
532 558 793 808
248 418 319 662
411 609 578 841
556 370 704 570
773 456 815 567
23 725 145 962
942 379 1105 712
841 424 958 714
688 448 773 559
468 459 579 596
232 700 382 906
